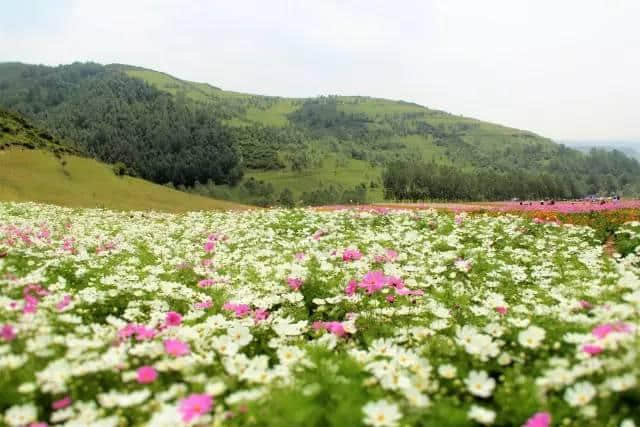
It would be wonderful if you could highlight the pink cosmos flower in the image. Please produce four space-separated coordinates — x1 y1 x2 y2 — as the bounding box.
359 270 387 294
179 394 213 422
495 306 508 315
286 277 304 291
254 308 269 322
56 295 72 311
203 241 216 253
579 300 593 309
164 339 190 357
62 238 76 253
342 248 362 262
198 278 215 288
344 279 358 296
52 396 72 410
1 324 16 341
582 344 603 356
29 423 48 427
118 324 157 341
386 295 396 303
165 311 182 327
523 412 551 427
137 366 158 384
592 322 632 339
23 294 38 314
195 300 213 310
223 302 251 318
313 321 348 337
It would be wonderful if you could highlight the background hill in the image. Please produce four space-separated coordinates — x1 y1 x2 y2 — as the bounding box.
1 61 639 205
0 108 248 211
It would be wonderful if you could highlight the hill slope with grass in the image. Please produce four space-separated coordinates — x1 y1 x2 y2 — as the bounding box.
0 109 248 211
1 61 639 205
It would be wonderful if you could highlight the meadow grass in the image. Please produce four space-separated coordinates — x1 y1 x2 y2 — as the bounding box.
0 149 249 212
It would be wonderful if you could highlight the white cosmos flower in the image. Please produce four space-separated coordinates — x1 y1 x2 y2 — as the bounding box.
465 370 496 398
4 403 38 427
564 381 597 407
362 399 402 427
438 364 457 379
518 325 546 349
468 405 496 425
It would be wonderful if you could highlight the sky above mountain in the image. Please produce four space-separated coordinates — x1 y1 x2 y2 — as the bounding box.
1 0 639 142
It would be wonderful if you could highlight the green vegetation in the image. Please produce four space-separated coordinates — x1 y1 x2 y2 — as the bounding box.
0 109 248 211
1 61 640 206
0 148 248 212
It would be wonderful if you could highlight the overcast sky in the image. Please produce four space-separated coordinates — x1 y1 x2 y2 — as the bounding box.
1 0 639 142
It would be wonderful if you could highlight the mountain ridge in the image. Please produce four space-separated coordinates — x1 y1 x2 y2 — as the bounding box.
1 61 639 204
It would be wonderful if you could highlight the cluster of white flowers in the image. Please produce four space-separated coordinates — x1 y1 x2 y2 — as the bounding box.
0 202 638 426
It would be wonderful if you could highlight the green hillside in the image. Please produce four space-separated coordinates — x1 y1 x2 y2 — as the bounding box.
1 61 639 204
0 109 249 211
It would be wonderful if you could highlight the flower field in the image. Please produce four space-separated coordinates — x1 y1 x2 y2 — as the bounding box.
1 202 639 427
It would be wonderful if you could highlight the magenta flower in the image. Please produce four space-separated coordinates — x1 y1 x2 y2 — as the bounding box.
195 300 213 310
286 277 304 291
179 393 213 422
52 396 72 410
359 270 387 294
56 295 72 311
523 412 551 427
223 302 251 318
119 324 157 341
495 306 508 315
313 321 348 337
342 248 362 261
23 294 38 314
582 344 603 356
137 366 158 384
203 241 216 253
1 324 16 341
344 279 358 296
164 339 190 357
165 311 182 327
198 278 215 288
254 308 269 322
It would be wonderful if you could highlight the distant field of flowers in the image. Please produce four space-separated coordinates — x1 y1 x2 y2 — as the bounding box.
1 201 639 427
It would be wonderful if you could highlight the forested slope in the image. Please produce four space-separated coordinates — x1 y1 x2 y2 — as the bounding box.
1 61 639 204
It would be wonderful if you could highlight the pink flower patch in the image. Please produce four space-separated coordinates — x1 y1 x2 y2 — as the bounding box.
523 412 551 427
164 339 190 357
52 396 72 410
286 277 304 291
179 394 213 422
56 295 72 311
495 306 508 315
223 302 251 318
342 248 362 261
1 324 16 341
165 311 182 327
582 344 603 356
137 366 158 384
203 241 216 253
198 278 215 288
195 300 213 310
313 321 348 337
254 308 269 322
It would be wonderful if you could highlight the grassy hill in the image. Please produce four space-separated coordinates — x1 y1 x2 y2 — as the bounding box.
1 62 639 204
0 109 249 211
